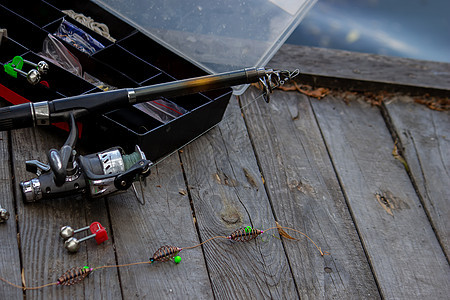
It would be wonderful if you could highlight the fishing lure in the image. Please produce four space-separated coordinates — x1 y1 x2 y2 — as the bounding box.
150 245 182 263
227 227 264 242
57 266 93 286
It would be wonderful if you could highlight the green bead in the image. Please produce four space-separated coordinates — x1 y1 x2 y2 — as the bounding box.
174 256 181 264
245 226 252 233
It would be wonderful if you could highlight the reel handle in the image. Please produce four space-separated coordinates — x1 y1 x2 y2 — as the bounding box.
47 113 78 186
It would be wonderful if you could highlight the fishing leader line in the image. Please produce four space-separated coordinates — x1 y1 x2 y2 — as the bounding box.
0 223 329 290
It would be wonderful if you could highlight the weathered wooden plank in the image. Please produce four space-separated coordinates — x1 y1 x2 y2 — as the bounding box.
240 87 380 299
0 129 22 299
10 127 121 299
106 153 213 299
181 98 298 299
271 44 450 92
383 96 450 256
310 94 450 299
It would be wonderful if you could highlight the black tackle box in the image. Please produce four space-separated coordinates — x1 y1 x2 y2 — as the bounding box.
0 0 232 161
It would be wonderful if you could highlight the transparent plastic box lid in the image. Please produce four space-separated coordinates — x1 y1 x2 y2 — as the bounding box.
93 0 316 94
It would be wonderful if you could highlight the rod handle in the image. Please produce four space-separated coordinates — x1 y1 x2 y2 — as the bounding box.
0 103 34 131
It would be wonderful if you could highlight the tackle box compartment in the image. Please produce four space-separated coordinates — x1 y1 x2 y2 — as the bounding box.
0 0 232 161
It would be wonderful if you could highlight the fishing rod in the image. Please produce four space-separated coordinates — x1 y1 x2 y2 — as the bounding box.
0 67 298 204
0 67 297 131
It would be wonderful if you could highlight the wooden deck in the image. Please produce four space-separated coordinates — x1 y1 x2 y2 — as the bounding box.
1 45 449 299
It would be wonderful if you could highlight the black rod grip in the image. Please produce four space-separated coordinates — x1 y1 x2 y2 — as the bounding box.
50 89 130 116
0 103 34 131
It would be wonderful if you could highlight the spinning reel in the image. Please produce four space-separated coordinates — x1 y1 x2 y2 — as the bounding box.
20 114 152 203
